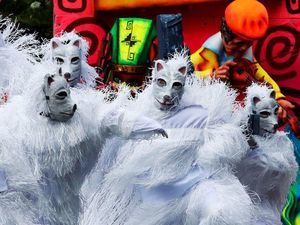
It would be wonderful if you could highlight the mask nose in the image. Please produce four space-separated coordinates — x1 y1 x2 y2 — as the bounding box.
163 95 172 102
73 104 77 112
64 73 71 80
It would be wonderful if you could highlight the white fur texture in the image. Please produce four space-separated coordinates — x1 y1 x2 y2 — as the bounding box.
0 17 42 223
235 83 298 224
0 126 45 225
81 76 253 225
0 16 40 101
0 61 129 224
0 59 164 225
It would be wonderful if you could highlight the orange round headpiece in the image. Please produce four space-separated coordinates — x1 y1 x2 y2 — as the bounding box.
225 0 269 40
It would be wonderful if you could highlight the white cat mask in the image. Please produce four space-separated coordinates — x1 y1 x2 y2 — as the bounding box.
251 89 279 135
51 38 82 87
43 73 77 122
152 57 187 111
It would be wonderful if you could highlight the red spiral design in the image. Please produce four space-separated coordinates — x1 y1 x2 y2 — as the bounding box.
254 25 300 81
64 18 109 65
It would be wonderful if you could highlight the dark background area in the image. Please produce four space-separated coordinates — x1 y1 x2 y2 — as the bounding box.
0 0 53 39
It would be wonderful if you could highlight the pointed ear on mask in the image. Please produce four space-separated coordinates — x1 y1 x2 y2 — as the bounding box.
178 66 187 76
252 96 261 106
155 60 167 74
72 39 81 48
44 74 54 88
269 90 276 99
51 38 61 49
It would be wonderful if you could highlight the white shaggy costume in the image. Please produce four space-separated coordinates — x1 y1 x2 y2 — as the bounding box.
0 17 39 102
81 54 254 225
0 17 43 225
235 84 298 225
0 62 165 225
0 127 44 225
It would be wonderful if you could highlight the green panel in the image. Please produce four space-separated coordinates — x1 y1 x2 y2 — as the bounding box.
110 17 156 65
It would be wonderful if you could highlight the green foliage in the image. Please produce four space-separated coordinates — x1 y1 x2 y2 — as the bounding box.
0 0 53 39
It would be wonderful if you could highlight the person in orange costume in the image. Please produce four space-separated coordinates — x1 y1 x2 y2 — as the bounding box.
191 0 294 118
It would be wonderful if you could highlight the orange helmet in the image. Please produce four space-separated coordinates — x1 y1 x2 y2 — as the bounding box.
225 0 269 40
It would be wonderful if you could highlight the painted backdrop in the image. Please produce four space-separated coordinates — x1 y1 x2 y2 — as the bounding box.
53 0 300 106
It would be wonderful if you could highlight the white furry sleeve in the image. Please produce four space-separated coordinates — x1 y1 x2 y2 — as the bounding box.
196 122 248 170
101 108 164 139
236 134 298 207
0 169 8 192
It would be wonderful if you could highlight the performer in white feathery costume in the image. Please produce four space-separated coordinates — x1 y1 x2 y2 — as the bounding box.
0 58 167 225
0 72 75 225
0 17 40 103
235 83 298 225
42 31 98 88
81 52 255 225
0 17 43 225
0 127 45 225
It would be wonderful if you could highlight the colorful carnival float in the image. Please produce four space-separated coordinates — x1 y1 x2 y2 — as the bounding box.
52 1 300 224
